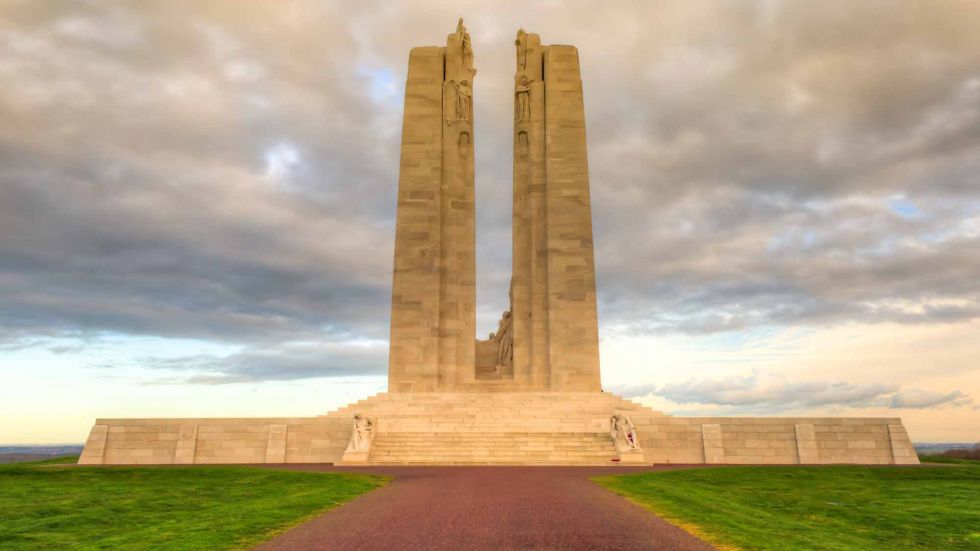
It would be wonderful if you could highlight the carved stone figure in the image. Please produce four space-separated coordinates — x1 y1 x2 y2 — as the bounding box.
456 79 471 122
445 79 472 125
345 412 377 453
515 28 527 74
457 17 475 75
516 72 531 122
494 310 513 367
609 413 641 453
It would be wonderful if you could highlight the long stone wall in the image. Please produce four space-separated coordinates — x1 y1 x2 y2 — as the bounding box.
79 394 919 466
630 415 919 465
78 417 351 465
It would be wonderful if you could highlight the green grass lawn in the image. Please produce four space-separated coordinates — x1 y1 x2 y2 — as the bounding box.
0 457 387 550
595 462 980 551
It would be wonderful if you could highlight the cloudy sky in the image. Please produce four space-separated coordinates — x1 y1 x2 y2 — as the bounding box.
1 0 978 443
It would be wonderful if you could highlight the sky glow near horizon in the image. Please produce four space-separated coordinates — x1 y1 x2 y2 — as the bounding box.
1 1 978 443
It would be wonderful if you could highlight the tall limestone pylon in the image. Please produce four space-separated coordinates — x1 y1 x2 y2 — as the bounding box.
388 24 601 392
388 19 477 392
510 30 601 392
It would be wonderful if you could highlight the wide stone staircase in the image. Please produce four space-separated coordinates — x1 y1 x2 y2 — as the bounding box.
320 392 665 465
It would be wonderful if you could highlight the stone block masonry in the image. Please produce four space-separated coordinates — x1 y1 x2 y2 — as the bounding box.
78 418 351 465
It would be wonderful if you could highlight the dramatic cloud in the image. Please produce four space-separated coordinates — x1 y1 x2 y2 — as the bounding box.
611 371 973 411
1 0 978 389
889 389 973 409
0 1 401 349
138 339 388 384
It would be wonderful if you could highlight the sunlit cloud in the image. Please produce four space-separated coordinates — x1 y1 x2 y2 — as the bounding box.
610 370 973 411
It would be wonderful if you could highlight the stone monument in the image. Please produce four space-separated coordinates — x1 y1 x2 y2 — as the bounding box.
78 23 919 467
390 25 600 392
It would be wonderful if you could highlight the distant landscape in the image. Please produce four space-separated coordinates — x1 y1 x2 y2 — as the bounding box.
0 446 83 464
914 443 979 456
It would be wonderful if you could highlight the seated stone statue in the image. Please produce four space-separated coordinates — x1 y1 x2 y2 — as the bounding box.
609 413 641 453
345 412 377 453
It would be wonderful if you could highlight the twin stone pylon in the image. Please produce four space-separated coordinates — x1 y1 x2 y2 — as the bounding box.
388 22 601 393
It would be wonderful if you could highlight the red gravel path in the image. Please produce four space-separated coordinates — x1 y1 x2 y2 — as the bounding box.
254 465 715 551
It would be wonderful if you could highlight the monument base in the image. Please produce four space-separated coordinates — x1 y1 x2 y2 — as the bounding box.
337 450 370 465
616 450 646 465
78 391 919 466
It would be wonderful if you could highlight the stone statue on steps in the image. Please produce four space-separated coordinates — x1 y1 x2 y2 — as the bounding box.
346 412 377 453
609 413 641 453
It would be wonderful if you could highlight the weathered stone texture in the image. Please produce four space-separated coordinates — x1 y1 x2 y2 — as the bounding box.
77 424 109 465
389 46 446 393
265 424 288 463
888 424 919 465
389 27 478 392
540 45 602 392
701 424 724 463
795 423 819 464
173 424 198 464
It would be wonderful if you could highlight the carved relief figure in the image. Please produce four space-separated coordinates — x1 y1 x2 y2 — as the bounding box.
457 17 475 74
515 28 527 74
345 412 377 453
516 72 531 122
456 79 472 122
609 413 641 452
444 79 472 125
514 29 532 123
494 310 513 367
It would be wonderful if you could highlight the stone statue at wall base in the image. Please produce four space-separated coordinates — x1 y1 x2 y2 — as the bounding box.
339 412 376 464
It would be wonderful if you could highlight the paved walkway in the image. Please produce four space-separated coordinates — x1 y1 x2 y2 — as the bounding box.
255 466 715 551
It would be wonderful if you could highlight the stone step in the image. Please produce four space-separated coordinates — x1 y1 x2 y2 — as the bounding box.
374 447 610 451
368 430 619 465
374 447 611 451
377 436 610 441
376 436 610 442
319 392 667 419
365 461 619 466
357 412 653 415
325 392 661 465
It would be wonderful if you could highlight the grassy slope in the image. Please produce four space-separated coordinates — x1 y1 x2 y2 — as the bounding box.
0 458 387 550
920 455 980 465
595 464 980 551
